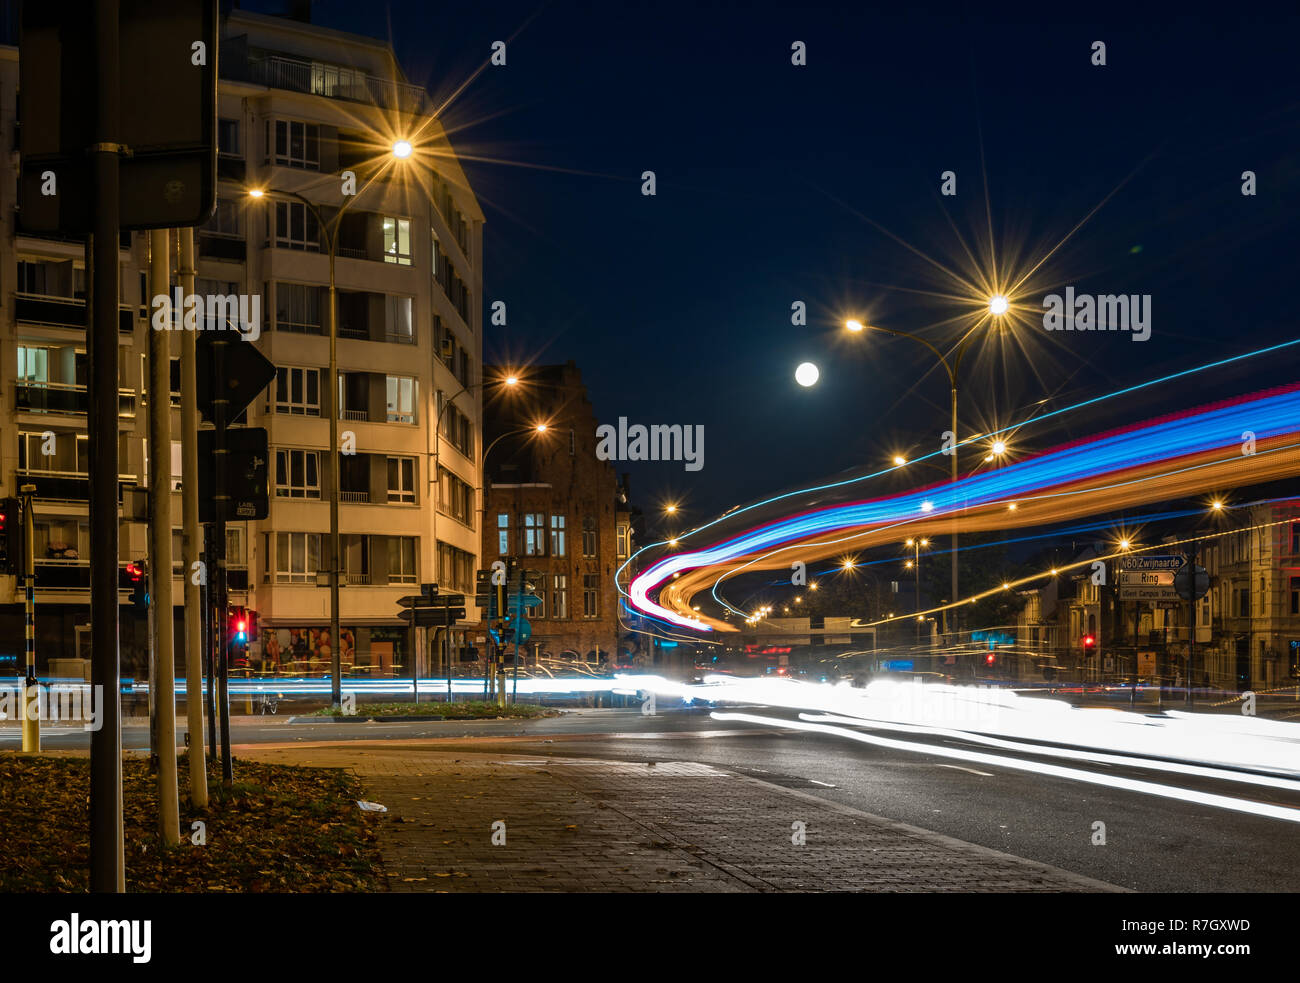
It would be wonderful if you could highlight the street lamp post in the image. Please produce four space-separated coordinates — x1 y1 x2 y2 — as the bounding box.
251 164 392 706
848 307 1006 637
905 538 928 647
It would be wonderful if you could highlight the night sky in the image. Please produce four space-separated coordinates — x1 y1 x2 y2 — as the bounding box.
264 0 1300 527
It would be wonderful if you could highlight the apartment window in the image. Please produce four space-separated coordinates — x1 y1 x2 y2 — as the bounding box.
1292 523 1300 555
16 260 50 295
581 516 597 558
391 536 418 584
1239 588 1250 618
550 573 569 620
275 367 321 416
437 392 473 457
582 574 599 619
523 513 545 556
217 118 240 156
274 200 321 251
616 524 629 559
387 456 416 504
549 515 567 557
386 375 417 423
1291 577 1300 615
497 513 510 555
271 119 319 169
383 216 411 265
276 449 321 499
272 532 321 584
227 527 246 567
19 432 88 474
386 295 413 343
17 346 50 384
438 542 474 594
204 198 241 237
276 282 323 333
438 468 473 526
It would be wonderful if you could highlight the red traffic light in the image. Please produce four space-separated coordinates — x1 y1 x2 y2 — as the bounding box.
126 561 144 582
235 618 247 633
985 653 996 665
1081 634 1096 648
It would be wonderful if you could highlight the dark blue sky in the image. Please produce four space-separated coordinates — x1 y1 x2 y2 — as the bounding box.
275 0 1300 524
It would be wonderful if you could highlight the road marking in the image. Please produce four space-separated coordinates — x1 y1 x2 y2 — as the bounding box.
934 764 994 777
808 779 837 787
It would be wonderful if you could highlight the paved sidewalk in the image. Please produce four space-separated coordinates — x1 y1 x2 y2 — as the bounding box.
235 742 1122 893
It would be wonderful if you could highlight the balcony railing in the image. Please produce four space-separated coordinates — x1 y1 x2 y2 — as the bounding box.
16 469 137 503
340 408 370 422
385 329 416 346
223 49 430 115
345 572 372 585
197 231 247 262
339 490 371 503
15 293 136 333
16 381 138 417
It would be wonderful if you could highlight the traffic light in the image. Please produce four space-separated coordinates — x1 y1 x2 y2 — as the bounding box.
985 652 996 666
1081 634 1096 651
127 560 150 609
0 498 20 575
232 609 248 644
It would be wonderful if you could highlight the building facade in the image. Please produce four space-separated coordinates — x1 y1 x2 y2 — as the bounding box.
0 9 486 679
480 362 632 667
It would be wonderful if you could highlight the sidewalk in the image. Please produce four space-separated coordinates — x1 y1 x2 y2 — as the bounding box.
235 742 1122 893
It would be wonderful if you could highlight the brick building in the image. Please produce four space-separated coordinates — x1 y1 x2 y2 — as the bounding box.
481 362 632 666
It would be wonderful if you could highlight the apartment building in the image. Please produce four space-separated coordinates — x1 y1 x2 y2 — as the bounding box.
0 9 485 678
480 362 633 667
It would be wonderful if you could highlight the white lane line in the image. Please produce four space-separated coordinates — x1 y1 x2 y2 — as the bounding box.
934 764 995 777
808 779 837 787
713 711 1300 825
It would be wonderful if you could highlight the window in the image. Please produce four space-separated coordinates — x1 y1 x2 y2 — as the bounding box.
437 542 474 593
17 345 49 383
19 431 88 474
383 216 411 265
271 119 319 169
616 524 630 559
1292 523 1300 555
311 62 365 100
550 573 568 620
390 536 418 584
581 516 597 558
16 260 50 295
386 375 417 423
523 513 545 556
438 468 473 526
204 198 242 237
272 532 321 584
276 282 323 333
1239 588 1250 618
583 574 599 618
387 457 416 504
275 367 321 416
274 201 320 251
169 440 183 491
276 449 321 499
1291 577 1300 615
437 392 473 457
386 295 413 343
217 118 240 156
497 514 510 555
549 515 567 557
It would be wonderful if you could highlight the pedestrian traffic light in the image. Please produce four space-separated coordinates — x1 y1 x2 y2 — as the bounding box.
127 560 150 609
985 652 996 665
1081 634 1096 650
233 612 248 644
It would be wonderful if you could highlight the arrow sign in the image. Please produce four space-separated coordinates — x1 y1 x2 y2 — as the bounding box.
197 332 277 423
396 596 425 608
508 594 543 611
399 607 466 626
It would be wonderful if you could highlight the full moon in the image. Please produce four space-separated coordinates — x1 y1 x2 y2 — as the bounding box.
795 362 819 387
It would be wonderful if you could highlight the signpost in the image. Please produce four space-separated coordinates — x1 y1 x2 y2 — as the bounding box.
1176 549 1211 706
395 590 466 702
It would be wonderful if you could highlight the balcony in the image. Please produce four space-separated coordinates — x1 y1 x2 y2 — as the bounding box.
16 381 138 418
222 47 430 115
197 231 247 262
339 490 371 504
16 469 137 503
217 154 246 183
15 293 135 333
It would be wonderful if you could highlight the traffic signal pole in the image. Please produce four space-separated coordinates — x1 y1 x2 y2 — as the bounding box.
88 0 125 893
20 484 38 752
147 230 180 846
178 228 207 807
212 337 233 787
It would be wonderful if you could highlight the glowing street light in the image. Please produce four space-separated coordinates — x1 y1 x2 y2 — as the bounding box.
795 362 820 387
989 295 1009 316
845 318 866 332
392 139 413 159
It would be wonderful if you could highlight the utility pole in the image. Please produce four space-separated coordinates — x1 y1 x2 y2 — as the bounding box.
88 0 125 893
177 227 207 807
147 230 180 846
20 484 38 752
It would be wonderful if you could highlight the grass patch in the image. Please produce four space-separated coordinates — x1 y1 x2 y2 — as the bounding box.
0 755 385 892
308 700 560 720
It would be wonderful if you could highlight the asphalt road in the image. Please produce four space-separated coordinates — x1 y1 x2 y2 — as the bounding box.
6 705 1297 892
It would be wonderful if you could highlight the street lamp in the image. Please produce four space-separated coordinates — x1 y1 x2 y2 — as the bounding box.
845 309 1006 635
248 158 396 707
905 538 928 645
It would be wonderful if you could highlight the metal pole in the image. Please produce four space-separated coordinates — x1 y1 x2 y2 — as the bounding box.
446 600 453 703
212 337 232 786
328 250 341 708
88 0 124 891
512 572 521 704
20 484 38 752
1186 544 1196 707
147 230 180 844
949 385 959 637
178 228 207 806
202 526 216 759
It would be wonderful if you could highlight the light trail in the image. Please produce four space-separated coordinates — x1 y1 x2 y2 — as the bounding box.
633 383 1300 627
710 711 1300 825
